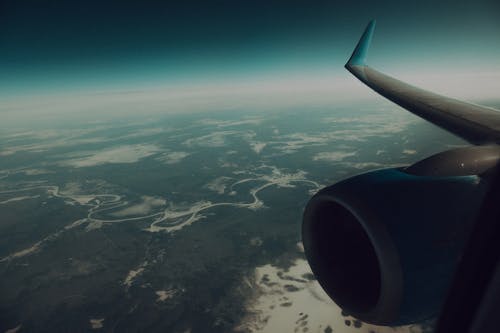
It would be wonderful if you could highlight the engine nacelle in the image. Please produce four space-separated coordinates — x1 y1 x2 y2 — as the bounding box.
302 167 489 325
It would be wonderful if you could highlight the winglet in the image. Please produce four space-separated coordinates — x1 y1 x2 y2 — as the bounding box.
345 20 376 68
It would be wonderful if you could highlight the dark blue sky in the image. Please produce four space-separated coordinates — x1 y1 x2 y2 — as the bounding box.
1 0 499 96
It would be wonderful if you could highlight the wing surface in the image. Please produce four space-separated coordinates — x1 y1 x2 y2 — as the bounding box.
346 20 500 145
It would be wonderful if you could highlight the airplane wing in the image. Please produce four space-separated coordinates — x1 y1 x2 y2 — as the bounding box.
345 20 500 145
302 21 500 326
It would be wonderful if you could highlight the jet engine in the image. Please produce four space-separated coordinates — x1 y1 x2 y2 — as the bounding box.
302 145 500 325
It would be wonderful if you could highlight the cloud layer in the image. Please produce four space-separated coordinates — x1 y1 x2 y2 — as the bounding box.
59 144 160 168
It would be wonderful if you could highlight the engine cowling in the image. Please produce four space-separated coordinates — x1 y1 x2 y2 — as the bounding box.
302 161 491 325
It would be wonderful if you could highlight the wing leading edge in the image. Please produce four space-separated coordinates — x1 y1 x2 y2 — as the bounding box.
345 20 500 145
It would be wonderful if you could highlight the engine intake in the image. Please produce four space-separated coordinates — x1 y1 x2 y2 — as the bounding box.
302 167 488 325
307 201 381 312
